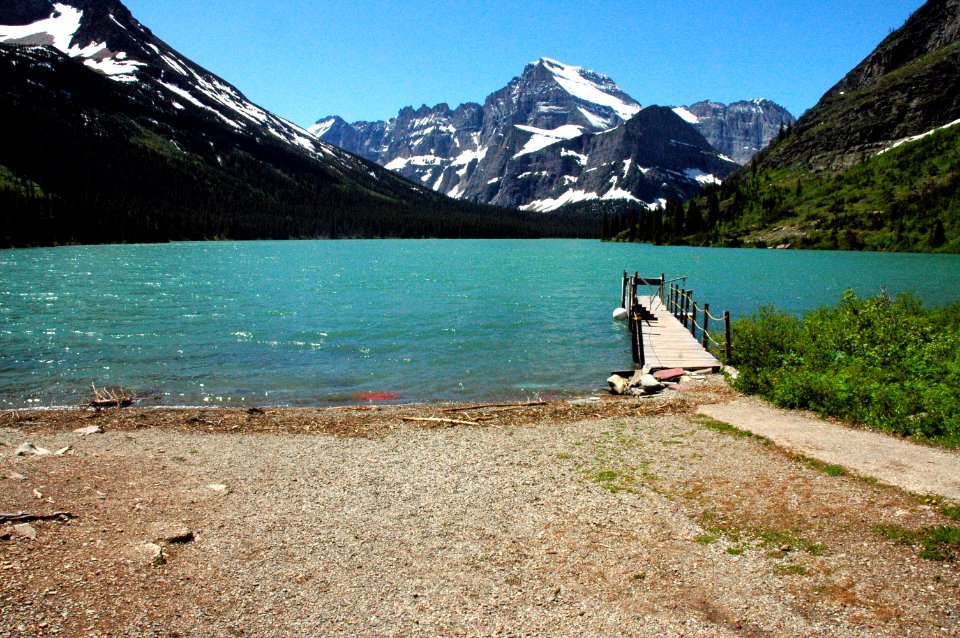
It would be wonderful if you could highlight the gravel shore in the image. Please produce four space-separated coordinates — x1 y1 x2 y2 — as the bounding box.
1 384 958 637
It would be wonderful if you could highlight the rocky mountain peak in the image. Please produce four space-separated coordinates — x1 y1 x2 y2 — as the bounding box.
312 56 792 212
760 0 960 171
832 0 960 95
677 99 796 165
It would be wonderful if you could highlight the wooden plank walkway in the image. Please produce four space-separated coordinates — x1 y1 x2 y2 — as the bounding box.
636 295 721 370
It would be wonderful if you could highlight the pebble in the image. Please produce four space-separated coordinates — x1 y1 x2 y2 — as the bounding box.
12 524 37 540
150 522 194 545
73 425 104 436
14 443 51 457
140 543 166 566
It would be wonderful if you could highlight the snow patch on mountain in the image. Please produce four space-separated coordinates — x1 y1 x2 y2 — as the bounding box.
561 148 588 164
683 168 721 186
601 188 642 204
384 155 445 170
0 3 82 50
514 124 584 157
0 4 143 81
521 189 599 212
672 107 700 124
878 117 960 154
538 57 640 121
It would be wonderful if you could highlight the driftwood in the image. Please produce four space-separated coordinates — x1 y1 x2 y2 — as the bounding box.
401 417 482 427
0 511 74 524
441 401 548 413
89 384 133 410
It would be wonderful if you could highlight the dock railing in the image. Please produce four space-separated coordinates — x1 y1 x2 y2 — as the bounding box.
621 271 732 366
664 281 732 363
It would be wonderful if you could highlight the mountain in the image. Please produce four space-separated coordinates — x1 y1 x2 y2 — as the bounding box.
760 0 960 172
0 1 590 246
683 0 960 252
671 99 796 165
500 106 739 212
313 58 754 211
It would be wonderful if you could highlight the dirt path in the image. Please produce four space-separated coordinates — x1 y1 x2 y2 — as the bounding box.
699 397 960 500
1 389 958 637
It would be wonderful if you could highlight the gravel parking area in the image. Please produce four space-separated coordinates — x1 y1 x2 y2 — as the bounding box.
1 388 958 636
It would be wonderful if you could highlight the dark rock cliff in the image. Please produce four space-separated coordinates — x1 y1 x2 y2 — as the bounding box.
761 0 960 171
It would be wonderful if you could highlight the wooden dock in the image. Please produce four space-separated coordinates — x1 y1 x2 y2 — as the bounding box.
620 272 729 372
634 295 721 370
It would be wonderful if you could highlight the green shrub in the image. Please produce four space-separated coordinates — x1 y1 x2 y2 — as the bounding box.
731 291 960 446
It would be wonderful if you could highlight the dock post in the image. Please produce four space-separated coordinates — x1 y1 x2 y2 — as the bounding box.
679 288 687 324
620 270 627 309
685 290 693 331
691 302 698 341
636 309 645 366
724 311 732 362
702 303 710 349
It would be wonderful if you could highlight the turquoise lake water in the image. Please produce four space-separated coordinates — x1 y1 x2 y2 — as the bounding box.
2 239 959 408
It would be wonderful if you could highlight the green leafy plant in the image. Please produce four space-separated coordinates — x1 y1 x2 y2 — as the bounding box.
729 292 960 446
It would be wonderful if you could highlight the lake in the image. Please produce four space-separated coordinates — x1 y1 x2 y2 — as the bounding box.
2 239 959 408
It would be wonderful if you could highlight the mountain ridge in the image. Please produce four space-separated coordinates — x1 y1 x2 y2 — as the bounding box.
313 58 790 211
0 0 594 246
669 0 960 253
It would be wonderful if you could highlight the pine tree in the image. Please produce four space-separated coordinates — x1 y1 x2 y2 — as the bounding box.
685 200 703 235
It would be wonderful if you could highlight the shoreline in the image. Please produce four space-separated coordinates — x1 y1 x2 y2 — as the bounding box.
1 380 737 438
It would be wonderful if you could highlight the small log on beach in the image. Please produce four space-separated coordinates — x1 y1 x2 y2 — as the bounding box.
0 512 74 524
401 417 482 427
89 384 134 410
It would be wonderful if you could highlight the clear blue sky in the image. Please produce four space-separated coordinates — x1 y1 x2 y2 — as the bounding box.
123 0 925 127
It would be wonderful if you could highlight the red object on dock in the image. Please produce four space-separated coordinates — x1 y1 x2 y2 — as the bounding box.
352 391 400 401
653 368 685 382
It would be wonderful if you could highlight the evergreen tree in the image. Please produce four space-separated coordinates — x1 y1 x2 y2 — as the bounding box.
931 219 946 248
685 200 703 235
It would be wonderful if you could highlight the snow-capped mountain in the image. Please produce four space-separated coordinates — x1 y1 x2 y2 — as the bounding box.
510 106 740 212
313 59 781 211
1 0 575 245
0 0 345 163
672 99 796 165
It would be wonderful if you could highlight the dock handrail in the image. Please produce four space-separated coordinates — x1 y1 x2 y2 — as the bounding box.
621 271 732 365
663 283 732 362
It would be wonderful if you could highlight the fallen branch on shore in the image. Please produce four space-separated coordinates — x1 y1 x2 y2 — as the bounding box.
0 511 74 524
89 384 133 410
441 401 548 413
401 416 482 427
